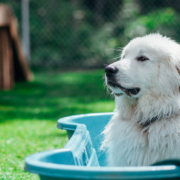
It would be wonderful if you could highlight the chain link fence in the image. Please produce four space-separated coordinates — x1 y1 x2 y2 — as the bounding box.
1 0 180 69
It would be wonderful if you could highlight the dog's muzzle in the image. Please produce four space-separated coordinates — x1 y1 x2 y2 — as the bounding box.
105 66 140 96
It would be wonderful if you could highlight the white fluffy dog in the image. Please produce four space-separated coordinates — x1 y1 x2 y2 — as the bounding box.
101 34 180 166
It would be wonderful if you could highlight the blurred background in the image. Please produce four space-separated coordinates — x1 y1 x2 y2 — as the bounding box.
0 0 180 179
1 0 180 69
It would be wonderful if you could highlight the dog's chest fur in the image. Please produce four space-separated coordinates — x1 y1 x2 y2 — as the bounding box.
101 97 180 166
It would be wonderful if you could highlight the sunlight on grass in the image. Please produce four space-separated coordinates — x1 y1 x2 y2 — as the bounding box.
0 69 114 179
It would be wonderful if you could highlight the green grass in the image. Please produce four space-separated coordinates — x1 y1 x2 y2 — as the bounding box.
0 69 114 179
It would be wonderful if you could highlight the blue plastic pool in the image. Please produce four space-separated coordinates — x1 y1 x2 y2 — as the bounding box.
25 113 180 179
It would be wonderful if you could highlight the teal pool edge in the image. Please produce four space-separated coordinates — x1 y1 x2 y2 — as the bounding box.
25 113 180 180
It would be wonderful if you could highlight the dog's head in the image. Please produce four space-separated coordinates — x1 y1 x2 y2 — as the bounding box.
105 34 180 98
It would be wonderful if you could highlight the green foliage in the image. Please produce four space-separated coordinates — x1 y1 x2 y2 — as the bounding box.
0 70 114 179
141 8 176 29
91 6 180 62
125 8 177 38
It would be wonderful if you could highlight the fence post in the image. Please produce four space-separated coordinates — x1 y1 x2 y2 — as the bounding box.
21 0 30 64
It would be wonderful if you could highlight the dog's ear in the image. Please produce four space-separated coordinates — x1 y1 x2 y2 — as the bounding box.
176 66 180 75
176 66 180 91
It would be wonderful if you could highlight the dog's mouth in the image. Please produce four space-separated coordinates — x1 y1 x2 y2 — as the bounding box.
108 80 140 96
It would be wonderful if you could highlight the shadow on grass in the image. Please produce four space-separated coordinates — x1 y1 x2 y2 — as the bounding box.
0 70 114 122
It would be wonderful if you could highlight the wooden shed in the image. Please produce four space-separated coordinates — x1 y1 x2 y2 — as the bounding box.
0 4 33 90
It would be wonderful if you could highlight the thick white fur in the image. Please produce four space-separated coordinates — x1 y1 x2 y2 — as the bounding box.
101 34 180 166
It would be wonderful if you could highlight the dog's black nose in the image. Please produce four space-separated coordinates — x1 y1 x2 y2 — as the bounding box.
105 66 118 77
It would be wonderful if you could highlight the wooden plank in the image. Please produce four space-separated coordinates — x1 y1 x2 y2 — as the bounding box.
0 28 3 89
0 4 12 27
0 27 14 90
0 4 33 90
10 17 33 82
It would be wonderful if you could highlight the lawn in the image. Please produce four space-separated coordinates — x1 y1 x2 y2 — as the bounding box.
0 69 114 179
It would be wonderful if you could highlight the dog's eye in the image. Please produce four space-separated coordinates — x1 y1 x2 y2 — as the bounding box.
137 56 149 61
